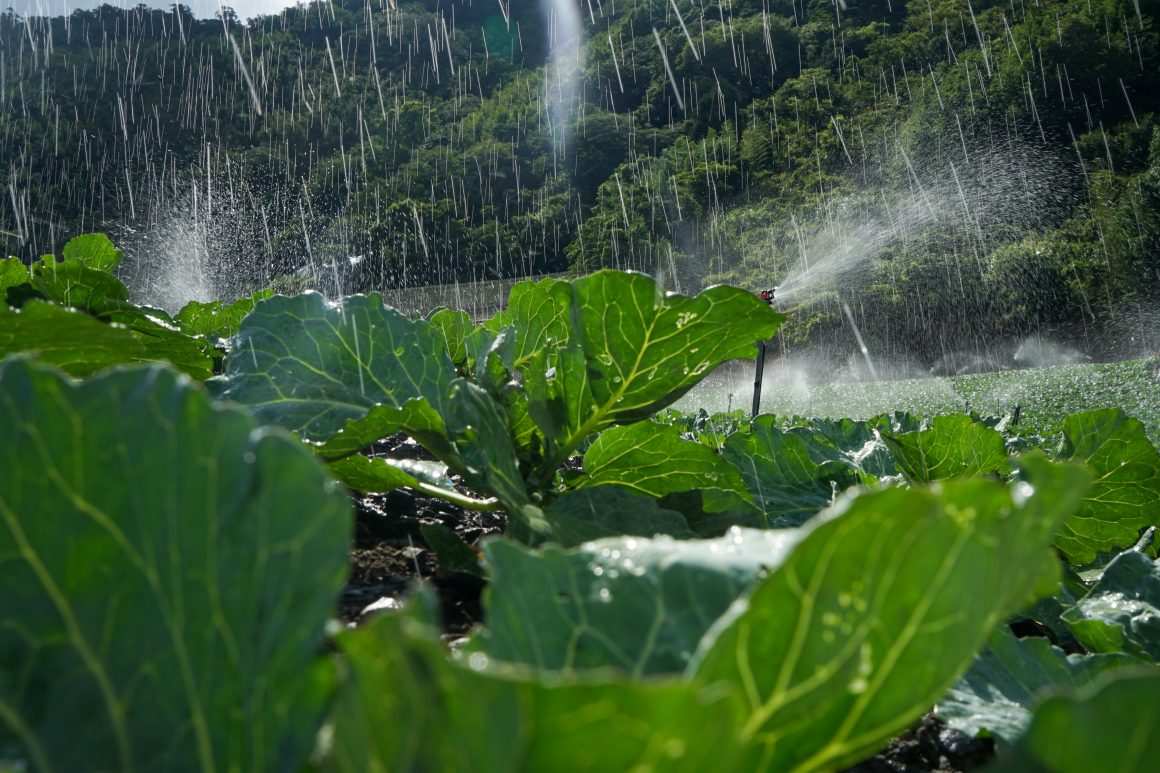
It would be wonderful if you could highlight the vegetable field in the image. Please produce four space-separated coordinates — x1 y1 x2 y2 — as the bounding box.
681 358 1160 448
2 236 1160 772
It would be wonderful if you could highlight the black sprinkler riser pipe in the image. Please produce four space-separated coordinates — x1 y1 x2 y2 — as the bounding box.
752 288 777 418
752 341 766 417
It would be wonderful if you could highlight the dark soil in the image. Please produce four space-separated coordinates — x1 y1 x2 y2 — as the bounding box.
336 436 995 771
840 715 994 772
339 434 502 633
341 489 496 634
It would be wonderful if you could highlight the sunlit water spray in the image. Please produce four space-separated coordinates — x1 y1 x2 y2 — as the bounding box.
677 139 1087 417
119 213 215 313
772 140 1076 306
119 0 589 312
117 156 282 312
543 0 584 171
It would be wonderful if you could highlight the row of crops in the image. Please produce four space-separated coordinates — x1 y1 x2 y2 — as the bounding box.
2 235 1159 771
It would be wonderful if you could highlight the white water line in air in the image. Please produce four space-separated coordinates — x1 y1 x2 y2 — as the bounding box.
842 302 879 382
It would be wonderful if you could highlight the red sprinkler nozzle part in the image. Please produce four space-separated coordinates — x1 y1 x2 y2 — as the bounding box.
758 289 776 305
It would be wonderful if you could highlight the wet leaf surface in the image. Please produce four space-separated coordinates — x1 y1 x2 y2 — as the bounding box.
0 359 352 772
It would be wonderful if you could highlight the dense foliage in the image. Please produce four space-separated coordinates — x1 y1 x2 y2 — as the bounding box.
1 0 1157 358
2 236 1160 770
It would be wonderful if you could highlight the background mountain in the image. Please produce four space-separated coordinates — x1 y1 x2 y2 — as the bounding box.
1 0 1157 362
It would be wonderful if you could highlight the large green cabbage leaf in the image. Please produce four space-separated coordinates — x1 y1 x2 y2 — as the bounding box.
173 290 275 340
213 292 457 441
687 455 1087 772
0 358 352 772
935 626 1135 743
475 528 801 674
1062 550 1160 662
537 485 697 546
1054 408 1160 563
991 670 1160 773
881 414 1011 482
0 301 148 376
522 272 783 473
722 415 858 527
574 420 751 500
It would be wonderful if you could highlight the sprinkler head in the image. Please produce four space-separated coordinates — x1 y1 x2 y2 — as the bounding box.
758 288 777 306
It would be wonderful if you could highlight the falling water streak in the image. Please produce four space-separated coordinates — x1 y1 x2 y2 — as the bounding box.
1119 78 1139 127
543 0 584 166
898 145 938 220
653 28 685 112
226 30 263 117
7 182 24 243
842 302 879 382
298 197 317 281
1068 123 1091 189
966 1 991 75
955 114 970 164
352 317 365 396
324 37 342 96
949 161 985 251
667 0 701 62
607 34 624 92
611 174 632 233
832 117 853 164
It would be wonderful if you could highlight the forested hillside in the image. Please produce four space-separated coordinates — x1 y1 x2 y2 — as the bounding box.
1 0 1157 359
